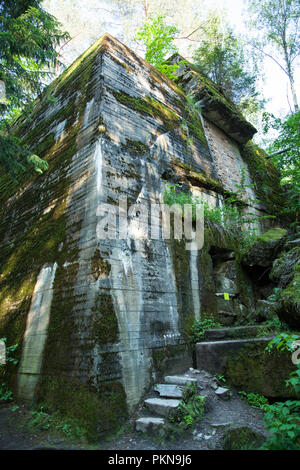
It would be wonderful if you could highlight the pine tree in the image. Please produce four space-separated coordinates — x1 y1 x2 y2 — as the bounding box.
0 0 69 178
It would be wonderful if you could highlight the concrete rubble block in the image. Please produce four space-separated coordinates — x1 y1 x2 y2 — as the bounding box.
203 325 271 341
164 375 197 386
135 417 165 434
215 387 231 400
154 384 183 399
196 337 299 398
144 398 181 418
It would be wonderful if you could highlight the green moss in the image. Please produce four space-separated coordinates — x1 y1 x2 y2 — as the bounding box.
257 227 287 243
222 426 264 450
111 89 181 132
152 344 190 375
277 263 300 323
239 142 286 217
121 139 149 155
174 160 227 195
36 377 127 441
91 249 111 280
92 293 119 346
226 343 298 398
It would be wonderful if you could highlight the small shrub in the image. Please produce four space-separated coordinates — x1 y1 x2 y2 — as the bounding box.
0 337 18 402
260 333 300 449
261 400 300 450
238 391 268 408
169 383 205 430
190 314 222 343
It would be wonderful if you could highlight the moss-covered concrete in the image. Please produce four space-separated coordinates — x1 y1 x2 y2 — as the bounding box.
226 343 299 398
35 376 127 441
239 142 286 218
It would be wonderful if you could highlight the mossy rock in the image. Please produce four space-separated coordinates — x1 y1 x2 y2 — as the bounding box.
242 228 287 268
276 263 300 328
270 246 300 288
222 426 265 450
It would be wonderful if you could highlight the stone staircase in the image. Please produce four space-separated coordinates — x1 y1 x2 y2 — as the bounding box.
135 373 199 435
135 325 277 438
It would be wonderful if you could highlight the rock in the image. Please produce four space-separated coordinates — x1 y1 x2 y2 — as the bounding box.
270 247 300 288
222 426 265 450
286 238 300 247
144 398 180 418
255 300 277 321
276 264 300 328
243 228 287 268
135 417 165 435
214 261 240 295
154 384 183 399
215 387 231 400
211 421 235 429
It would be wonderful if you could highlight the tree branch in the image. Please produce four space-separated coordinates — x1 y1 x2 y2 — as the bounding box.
249 43 289 77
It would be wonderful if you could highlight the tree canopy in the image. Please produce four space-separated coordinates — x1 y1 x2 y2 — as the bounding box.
0 0 68 177
192 14 263 116
248 0 300 112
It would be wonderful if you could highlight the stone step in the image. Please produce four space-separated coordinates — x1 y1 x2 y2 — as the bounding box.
164 375 197 386
154 384 183 399
144 398 180 417
203 325 272 342
135 417 165 434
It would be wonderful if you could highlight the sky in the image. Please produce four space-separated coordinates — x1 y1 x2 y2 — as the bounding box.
43 0 299 125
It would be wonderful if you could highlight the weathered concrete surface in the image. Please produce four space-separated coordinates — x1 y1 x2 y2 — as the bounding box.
196 338 298 397
144 397 180 417
16 263 57 402
164 375 197 386
135 417 165 434
0 33 285 434
154 383 183 398
204 325 270 341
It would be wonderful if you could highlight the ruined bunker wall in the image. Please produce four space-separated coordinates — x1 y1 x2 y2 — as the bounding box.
0 34 284 437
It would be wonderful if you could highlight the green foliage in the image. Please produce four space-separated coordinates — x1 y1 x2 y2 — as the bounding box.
265 331 300 353
263 314 289 332
248 0 299 112
0 383 13 402
134 13 179 79
215 374 226 384
189 314 222 343
170 383 205 430
192 14 263 116
239 391 268 408
267 287 284 302
0 0 69 178
163 167 273 248
21 405 88 442
261 332 300 449
264 111 300 228
261 400 300 449
0 337 18 402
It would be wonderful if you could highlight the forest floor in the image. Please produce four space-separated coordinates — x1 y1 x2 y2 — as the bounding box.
0 377 269 451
